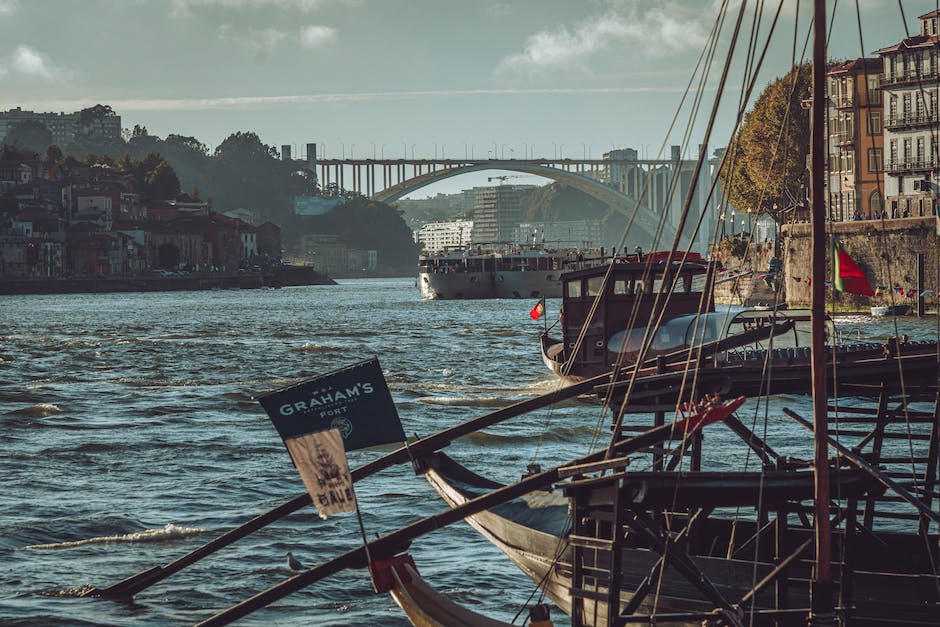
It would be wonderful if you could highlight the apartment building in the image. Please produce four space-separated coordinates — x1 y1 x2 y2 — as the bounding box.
875 9 939 218
826 57 884 220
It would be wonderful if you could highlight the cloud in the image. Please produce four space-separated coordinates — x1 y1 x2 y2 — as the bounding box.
7 86 701 113
0 0 19 16
299 24 336 48
0 45 68 82
497 1 709 75
169 0 351 19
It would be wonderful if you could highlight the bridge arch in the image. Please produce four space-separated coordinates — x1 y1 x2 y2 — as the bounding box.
372 161 663 247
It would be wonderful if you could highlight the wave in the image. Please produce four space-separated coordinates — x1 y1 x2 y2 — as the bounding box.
296 343 335 353
5 403 63 418
20 523 205 550
418 396 509 408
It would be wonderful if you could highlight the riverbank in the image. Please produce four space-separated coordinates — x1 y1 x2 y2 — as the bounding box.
0 265 335 295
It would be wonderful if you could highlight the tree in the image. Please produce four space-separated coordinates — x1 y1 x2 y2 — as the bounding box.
4 119 53 154
145 161 181 201
45 144 64 164
720 63 811 218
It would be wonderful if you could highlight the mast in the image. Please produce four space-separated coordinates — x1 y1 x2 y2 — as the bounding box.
809 0 833 623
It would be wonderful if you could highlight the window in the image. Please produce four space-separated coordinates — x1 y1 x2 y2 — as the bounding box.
903 93 911 117
889 95 898 119
845 151 855 174
868 111 882 134
903 138 912 163
870 190 883 217
566 280 581 298
868 148 884 172
586 276 604 296
613 279 628 295
917 137 925 163
890 139 898 164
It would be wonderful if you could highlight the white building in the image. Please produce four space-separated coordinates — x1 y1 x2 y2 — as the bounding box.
875 9 939 218
414 220 474 252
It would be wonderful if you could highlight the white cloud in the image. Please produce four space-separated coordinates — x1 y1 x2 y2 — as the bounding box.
169 0 352 18
299 24 336 48
0 0 19 16
0 45 68 82
5 86 700 113
497 1 709 75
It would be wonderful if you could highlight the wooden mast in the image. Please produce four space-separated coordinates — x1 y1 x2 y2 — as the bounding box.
809 0 833 622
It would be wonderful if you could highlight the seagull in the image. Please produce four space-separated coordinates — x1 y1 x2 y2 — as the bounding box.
286 551 304 571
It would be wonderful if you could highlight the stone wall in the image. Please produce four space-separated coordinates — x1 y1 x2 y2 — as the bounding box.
780 217 939 310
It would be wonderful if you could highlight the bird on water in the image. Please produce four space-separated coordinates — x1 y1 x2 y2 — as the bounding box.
286 551 304 571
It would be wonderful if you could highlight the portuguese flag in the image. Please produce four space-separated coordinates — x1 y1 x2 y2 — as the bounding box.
529 297 545 320
833 243 874 297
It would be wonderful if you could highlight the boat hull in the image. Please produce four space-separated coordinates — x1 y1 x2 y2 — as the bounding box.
419 268 563 300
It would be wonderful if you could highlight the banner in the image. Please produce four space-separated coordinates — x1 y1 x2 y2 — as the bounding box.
283 428 356 519
257 358 405 451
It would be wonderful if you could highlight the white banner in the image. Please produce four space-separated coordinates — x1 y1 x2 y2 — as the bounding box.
284 428 357 519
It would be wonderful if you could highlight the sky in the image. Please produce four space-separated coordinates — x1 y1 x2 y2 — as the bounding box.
0 0 932 196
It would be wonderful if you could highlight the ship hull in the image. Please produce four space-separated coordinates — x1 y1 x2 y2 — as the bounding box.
419 268 563 300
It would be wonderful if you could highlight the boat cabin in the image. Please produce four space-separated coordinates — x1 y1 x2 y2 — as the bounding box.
552 252 714 377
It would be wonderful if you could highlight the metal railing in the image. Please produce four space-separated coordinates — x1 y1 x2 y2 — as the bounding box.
879 68 939 87
884 159 939 174
884 114 936 129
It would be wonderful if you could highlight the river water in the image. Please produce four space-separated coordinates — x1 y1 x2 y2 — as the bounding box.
1 279 937 626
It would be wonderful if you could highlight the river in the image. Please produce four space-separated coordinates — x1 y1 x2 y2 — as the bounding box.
1 279 936 626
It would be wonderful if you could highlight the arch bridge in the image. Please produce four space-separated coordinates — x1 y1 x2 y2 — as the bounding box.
309 156 717 251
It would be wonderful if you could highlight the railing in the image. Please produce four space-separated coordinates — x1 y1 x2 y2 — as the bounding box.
884 159 939 174
830 132 854 146
831 95 854 108
884 114 936 129
879 68 939 87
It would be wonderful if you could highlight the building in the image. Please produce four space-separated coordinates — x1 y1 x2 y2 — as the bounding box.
469 184 533 245
874 10 939 218
413 219 473 251
826 57 884 220
0 107 122 147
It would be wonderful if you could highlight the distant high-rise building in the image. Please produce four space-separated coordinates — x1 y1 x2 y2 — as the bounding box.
469 184 533 245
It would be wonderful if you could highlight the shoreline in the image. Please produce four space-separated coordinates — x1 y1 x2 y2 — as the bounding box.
0 266 336 295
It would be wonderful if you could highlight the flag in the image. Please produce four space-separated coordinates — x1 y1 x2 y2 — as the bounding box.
832 243 874 297
529 297 545 320
283 428 356 519
257 358 405 451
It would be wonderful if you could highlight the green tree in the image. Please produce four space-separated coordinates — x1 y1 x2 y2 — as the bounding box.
4 119 53 154
145 161 182 201
720 63 812 218
45 144 64 164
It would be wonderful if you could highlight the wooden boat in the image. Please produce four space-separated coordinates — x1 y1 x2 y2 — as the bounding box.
409 2 940 625
370 554 546 626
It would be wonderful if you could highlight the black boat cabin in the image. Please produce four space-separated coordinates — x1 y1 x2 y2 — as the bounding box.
552 252 714 377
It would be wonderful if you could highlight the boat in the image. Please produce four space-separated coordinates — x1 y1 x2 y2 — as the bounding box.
539 250 716 380
417 244 603 300
540 259 939 402
870 304 911 317
408 2 940 625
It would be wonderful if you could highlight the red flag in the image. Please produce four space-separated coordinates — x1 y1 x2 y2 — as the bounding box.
833 243 874 297
529 298 545 320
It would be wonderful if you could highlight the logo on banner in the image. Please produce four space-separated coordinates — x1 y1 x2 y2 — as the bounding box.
257 358 405 451
283 428 356 519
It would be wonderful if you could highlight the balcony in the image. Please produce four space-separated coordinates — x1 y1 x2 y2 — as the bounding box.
885 114 937 130
884 159 939 175
831 95 854 109
831 132 854 147
879 68 939 87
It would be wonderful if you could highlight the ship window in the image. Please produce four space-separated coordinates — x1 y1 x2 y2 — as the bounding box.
586 276 604 296
566 280 582 298
635 279 647 294
613 279 628 295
